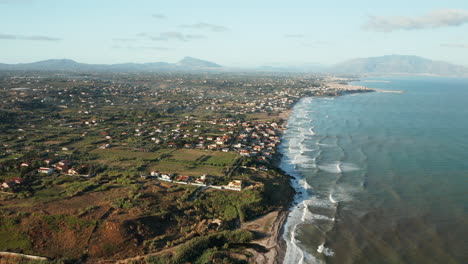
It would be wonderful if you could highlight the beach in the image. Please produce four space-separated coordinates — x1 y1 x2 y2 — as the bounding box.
244 82 377 264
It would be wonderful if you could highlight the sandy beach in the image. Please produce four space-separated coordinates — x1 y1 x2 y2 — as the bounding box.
241 209 289 264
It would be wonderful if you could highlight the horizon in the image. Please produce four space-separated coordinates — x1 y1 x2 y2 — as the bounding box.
1 0 468 67
1 54 467 69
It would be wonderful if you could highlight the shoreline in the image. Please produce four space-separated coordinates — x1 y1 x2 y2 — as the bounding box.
253 85 375 264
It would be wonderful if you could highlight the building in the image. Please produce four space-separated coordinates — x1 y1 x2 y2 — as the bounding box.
38 167 54 175
227 180 243 190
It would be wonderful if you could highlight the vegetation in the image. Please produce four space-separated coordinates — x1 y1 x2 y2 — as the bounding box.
0 71 363 263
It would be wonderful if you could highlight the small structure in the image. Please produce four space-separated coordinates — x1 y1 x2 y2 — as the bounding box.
67 168 79 175
1 180 15 189
58 160 71 167
161 174 171 180
194 174 213 185
11 178 25 184
176 175 192 182
150 171 160 177
38 167 54 175
99 144 111 149
227 180 243 190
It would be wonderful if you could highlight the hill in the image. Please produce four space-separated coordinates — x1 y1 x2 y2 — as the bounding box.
0 57 221 72
330 55 468 76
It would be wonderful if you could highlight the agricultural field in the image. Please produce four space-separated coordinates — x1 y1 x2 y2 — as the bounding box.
0 71 331 263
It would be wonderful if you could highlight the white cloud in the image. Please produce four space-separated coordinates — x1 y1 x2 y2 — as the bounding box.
152 14 167 19
285 34 307 38
0 33 61 41
113 45 170 51
363 9 468 32
147 32 206 42
440 43 468 48
179 23 229 32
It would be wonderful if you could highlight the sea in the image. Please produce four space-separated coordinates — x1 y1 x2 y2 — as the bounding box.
280 76 468 264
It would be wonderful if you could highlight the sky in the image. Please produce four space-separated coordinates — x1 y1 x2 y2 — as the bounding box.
1 0 468 67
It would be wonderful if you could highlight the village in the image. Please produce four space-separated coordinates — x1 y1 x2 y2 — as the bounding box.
0 71 373 263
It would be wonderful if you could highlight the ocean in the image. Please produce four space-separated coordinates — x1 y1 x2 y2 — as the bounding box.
280 76 468 264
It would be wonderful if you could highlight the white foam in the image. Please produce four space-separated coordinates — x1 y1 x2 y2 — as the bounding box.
329 193 338 204
318 162 360 173
317 243 324 253
309 127 316 136
318 163 342 173
317 243 335 257
316 143 333 147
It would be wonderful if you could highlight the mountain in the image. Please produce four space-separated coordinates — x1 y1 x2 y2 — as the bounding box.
0 57 220 72
177 56 221 68
330 55 468 76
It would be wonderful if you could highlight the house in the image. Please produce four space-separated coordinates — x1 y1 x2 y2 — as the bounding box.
1 180 15 189
38 167 54 175
227 180 243 190
240 150 250 157
67 168 79 175
99 144 111 149
11 178 25 184
195 174 213 185
55 165 68 171
44 159 53 165
150 171 160 177
161 174 171 180
58 160 71 167
20 162 30 167
176 175 192 182
207 144 218 150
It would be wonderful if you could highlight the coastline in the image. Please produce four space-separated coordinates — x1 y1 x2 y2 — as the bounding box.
250 83 375 264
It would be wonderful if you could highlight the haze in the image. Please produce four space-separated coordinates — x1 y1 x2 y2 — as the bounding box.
1 0 468 67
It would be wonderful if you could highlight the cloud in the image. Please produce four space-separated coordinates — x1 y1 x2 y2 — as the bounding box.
140 31 206 42
285 34 307 38
0 33 61 41
363 9 468 32
440 43 468 48
302 41 332 47
113 38 137 42
152 14 167 19
179 23 229 32
113 45 171 51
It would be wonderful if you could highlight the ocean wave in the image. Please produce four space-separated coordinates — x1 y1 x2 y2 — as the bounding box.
318 162 360 173
317 243 335 257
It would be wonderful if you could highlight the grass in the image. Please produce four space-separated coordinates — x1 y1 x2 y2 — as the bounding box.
0 217 31 251
91 147 173 161
148 160 226 176
170 149 238 165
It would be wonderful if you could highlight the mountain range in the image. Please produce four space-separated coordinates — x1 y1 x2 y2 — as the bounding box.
0 55 467 76
330 55 468 76
0 56 221 72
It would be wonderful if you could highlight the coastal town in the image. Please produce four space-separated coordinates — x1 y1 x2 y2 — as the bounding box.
0 71 373 263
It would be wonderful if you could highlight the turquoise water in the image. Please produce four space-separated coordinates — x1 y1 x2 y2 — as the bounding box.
281 76 468 264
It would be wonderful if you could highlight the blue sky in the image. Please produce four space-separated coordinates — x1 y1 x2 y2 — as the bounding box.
1 0 468 67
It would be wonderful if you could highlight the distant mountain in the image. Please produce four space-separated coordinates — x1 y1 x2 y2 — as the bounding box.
0 57 221 72
330 55 468 76
177 56 221 68
255 63 326 73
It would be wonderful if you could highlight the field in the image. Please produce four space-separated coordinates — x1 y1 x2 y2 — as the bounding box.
150 149 239 176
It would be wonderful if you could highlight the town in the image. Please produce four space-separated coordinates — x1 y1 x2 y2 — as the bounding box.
0 71 372 263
